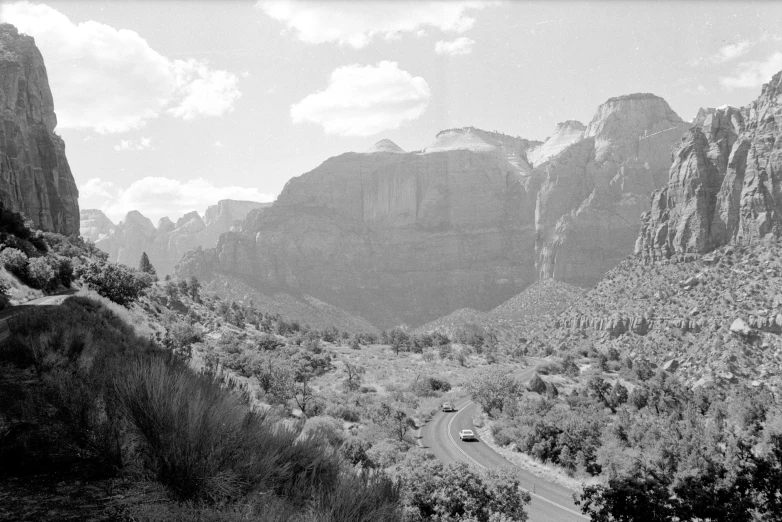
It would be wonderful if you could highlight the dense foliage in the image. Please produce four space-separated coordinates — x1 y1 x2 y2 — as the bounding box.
76 260 150 306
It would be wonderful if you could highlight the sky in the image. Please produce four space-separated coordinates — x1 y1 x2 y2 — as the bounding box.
2 0 782 223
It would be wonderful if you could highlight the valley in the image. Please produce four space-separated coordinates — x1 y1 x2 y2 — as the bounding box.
1 4 782 522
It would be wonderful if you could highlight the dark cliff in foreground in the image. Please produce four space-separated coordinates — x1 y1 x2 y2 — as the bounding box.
0 23 79 236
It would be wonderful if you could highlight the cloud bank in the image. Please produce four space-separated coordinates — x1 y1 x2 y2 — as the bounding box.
80 177 276 223
258 0 491 48
435 37 475 55
1 2 241 133
291 61 430 136
720 52 782 89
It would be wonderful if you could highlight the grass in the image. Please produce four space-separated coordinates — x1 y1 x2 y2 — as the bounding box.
0 295 403 520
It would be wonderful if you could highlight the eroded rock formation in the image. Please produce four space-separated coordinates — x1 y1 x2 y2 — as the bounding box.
178 98 688 329
81 200 269 275
0 23 79 235
535 93 690 285
637 72 782 259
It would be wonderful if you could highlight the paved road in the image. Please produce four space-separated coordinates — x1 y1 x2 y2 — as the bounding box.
421 363 588 522
0 293 74 343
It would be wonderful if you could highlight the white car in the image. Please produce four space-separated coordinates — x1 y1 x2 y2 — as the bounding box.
442 402 455 412
459 429 477 441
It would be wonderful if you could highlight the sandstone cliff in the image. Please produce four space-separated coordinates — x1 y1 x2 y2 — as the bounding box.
81 200 270 275
178 132 542 329
178 99 687 330
536 94 689 286
0 23 79 236
636 72 782 259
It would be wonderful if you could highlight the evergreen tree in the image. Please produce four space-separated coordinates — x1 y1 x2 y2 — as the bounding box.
139 252 156 275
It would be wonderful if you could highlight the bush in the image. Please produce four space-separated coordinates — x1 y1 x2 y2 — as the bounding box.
26 256 55 290
76 261 149 306
0 247 28 278
0 276 9 309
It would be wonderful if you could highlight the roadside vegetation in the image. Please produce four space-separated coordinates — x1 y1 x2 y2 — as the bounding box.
0 204 531 521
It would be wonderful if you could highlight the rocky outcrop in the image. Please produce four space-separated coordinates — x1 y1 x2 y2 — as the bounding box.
637 72 782 260
179 101 687 329
536 94 690 286
0 23 79 235
527 120 585 166
81 200 270 275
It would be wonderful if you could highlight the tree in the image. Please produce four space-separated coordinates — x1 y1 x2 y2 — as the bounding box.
26 257 55 290
398 455 530 521
76 261 148 306
138 252 156 276
0 275 10 310
0 247 28 278
372 402 415 441
187 276 201 302
343 361 365 392
467 367 523 416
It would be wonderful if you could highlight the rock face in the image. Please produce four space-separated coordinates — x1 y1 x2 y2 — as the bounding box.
178 131 542 329
535 93 690 285
527 120 586 166
637 73 782 259
179 100 688 329
81 200 270 275
0 24 79 235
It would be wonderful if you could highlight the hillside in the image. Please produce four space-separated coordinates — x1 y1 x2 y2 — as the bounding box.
415 280 584 339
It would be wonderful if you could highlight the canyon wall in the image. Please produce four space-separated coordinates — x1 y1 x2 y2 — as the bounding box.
179 98 689 329
637 72 782 259
0 23 79 235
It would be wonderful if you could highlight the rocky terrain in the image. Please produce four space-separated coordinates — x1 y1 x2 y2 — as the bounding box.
81 200 270 276
637 72 782 259
179 97 688 330
0 24 79 236
414 280 583 340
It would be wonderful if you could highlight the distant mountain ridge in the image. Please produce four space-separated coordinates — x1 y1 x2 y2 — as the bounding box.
177 92 689 329
80 200 271 275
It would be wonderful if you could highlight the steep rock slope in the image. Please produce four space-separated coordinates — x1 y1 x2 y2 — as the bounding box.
81 200 269 275
0 24 79 235
180 99 688 330
527 120 585 166
536 94 689 286
637 73 782 259
178 133 542 329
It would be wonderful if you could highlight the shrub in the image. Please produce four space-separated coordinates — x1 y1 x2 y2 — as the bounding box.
26 256 55 290
76 261 148 306
0 247 28 278
0 276 9 309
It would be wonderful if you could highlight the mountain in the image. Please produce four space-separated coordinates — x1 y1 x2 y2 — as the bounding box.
528 73 782 391
178 95 686 330
0 23 79 236
535 93 690 286
637 72 782 259
527 120 586 165
80 200 270 275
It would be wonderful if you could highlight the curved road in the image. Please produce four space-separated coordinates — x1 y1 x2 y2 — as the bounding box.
421 364 588 522
0 293 74 343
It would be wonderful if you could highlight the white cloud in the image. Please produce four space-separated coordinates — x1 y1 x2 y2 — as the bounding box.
113 137 152 152
290 61 430 136
81 176 276 222
258 0 492 48
79 178 115 199
711 41 752 63
435 37 475 55
0 2 241 133
719 52 782 89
